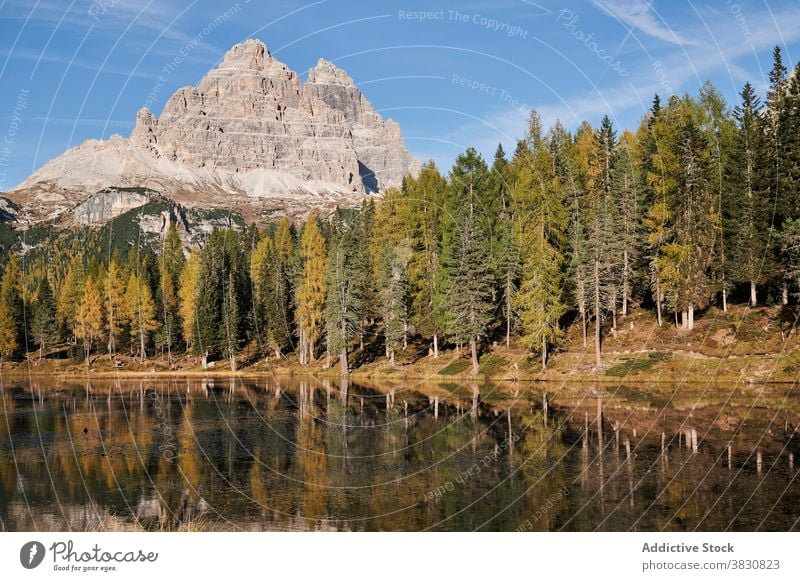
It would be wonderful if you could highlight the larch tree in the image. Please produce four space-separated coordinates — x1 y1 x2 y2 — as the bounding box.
105 258 127 357
125 272 157 363
512 110 567 368
75 277 105 365
0 297 16 370
296 213 327 365
178 249 201 352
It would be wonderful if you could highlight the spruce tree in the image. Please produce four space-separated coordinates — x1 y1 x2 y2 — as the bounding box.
441 150 494 374
30 276 56 362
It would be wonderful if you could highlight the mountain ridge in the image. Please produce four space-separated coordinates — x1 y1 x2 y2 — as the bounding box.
6 39 420 223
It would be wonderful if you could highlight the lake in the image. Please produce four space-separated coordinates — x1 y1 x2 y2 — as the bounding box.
1 376 798 531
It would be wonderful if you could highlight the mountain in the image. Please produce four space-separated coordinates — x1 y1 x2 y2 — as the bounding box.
5 39 420 224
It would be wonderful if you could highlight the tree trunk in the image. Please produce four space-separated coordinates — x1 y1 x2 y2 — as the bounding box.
390 350 395 367
611 289 617 331
433 334 439 358
299 330 307 366
782 282 789 306
229 350 237 372
750 280 757 307
655 284 663 327
139 327 145 364
541 335 547 370
469 336 479 375
581 309 587 349
688 304 694 331
340 346 349 378
681 309 688 329
506 306 511 348
622 249 629 317
594 258 601 367
722 288 728 312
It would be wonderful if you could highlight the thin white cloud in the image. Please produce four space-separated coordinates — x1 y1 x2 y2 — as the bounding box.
443 0 800 161
592 0 698 46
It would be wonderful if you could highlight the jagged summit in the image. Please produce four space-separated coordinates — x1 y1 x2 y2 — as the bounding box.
7 38 420 223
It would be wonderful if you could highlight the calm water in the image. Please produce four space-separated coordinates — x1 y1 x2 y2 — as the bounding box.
0 376 798 531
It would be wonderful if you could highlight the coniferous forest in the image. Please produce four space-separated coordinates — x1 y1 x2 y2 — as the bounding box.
4 48 800 377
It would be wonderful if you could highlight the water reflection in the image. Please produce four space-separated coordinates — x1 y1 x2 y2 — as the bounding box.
0 376 798 531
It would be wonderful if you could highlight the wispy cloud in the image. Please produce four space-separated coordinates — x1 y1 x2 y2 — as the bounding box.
450 0 800 160
592 0 698 46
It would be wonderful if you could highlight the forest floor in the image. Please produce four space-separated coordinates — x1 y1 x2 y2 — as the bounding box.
2 303 800 387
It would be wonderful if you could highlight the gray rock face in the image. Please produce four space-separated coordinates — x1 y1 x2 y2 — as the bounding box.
0 196 18 222
9 39 419 223
72 187 154 225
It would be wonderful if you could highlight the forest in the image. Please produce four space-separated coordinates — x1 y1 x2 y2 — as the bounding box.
2 47 800 377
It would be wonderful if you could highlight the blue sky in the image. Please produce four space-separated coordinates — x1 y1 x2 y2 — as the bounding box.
1 0 799 190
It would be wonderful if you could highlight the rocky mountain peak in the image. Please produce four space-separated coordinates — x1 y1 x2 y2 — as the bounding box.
308 58 355 87
220 38 271 71
7 38 420 223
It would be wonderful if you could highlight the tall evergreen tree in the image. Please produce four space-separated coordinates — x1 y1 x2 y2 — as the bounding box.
30 276 56 362
441 150 494 373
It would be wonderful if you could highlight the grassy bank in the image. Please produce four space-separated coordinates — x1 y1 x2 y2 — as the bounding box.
2 304 799 386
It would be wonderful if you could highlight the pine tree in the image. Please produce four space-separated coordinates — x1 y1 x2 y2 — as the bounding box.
296 214 327 365
730 82 770 306
56 255 85 341
379 244 410 365
612 130 643 317
158 221 185 361
325 209 367 377
441 150 495 374
491 144 520 348
269 218 295 357
30 276 56 362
